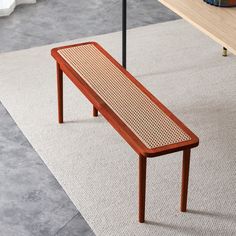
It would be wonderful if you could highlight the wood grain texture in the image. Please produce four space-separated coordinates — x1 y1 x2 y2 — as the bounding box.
159 0 236 55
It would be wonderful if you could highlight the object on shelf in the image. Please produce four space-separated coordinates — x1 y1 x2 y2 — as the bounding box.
203 0 236 6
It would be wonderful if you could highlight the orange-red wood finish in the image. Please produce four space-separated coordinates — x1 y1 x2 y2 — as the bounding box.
181 149 191 212
139 155 147 223
51 42 199 223
51 42 199 158
57 63 63 124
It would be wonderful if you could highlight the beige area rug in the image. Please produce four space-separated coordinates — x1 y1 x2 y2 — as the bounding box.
0 20 236 235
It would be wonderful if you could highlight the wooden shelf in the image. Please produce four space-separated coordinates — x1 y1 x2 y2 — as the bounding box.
159 0 236 55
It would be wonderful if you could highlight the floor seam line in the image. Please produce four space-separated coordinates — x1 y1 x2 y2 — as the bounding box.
54 212 80 235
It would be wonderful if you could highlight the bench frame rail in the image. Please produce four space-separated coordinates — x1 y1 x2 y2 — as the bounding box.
51 42 199 223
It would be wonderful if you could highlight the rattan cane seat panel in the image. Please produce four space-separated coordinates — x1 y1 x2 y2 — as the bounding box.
58 44 191 149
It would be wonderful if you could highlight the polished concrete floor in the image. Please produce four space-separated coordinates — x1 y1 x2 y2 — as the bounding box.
0 0 178 53
0 0 178 235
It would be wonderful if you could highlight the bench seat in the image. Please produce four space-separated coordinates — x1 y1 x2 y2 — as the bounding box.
51 42 199 223
52 42 198 156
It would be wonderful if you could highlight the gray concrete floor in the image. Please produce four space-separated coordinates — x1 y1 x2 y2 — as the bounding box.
0 0 178 235
0 103 94 236
0 0 178 53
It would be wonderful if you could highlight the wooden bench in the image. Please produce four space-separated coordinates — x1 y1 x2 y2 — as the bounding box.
51 42 199 223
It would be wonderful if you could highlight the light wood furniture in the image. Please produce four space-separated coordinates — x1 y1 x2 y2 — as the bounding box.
159 0 236 55
51 42 199 223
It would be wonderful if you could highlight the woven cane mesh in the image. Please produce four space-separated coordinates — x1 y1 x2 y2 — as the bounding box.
58 44 191 149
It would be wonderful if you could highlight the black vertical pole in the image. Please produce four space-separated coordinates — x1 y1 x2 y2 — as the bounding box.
122 0 127 68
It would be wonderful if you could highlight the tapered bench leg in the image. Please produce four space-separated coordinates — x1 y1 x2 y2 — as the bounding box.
222 47 227 57
181 149 191 212
93 106 98 117
139 155 147 223
57 63 63 123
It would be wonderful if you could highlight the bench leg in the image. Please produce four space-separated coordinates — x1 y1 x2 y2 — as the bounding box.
57 63 63 123
139 155 147 223
222 47 227 57
181 149 191 212
93 106 98 117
